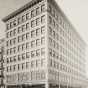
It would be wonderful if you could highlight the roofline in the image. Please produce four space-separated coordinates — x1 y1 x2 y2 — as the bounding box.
2 0 43 22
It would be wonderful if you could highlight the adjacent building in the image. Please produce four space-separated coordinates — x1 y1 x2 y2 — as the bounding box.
2 0 87 88
0 38 5 88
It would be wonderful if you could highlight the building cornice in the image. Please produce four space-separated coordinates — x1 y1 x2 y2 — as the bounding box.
2 0 43 22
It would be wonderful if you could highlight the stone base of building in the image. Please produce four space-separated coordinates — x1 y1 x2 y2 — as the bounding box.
6 83 83 88
7 84 45 88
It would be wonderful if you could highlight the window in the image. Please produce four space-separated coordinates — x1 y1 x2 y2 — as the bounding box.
6 32 10 38
18 17 22 24
10 22 13 28
36 39 40 46
36 71 41 80
41 48 45 56
53 61 56 68
49 37 52 46
41 71 45 79
26 52 30 58
48 5 52 12
22 63 25 70
18 55 21 61
10 31 13 37
26 13 30 20
36 60 40 67
31 9 36 18
52 40 55 48
60 64 63 71
31 51 35 58
18 64 20 70
50 59 52 67
18 36 22 43
56 52 59 59
52 9 55 17
22 15 26 22
13 47 16 53
22 44 25 51
13 56 16 62
31 61 35 68
31 71 36 79
36 28 40 36
22 53 26 60
41 26 45 34
12 39 15 46
19 64 22 70
36 49 40 56
10 66 11 72
36 7 40 15
56 24 58 31
7 67 9 72
18 45 22 52
36 17 41 26
56 43 59 50
26 42 30 49
10 40 13 46
31 30 35 38
26 23 30 30
49 27 52 36
26 33 30 40
6 23 10 30
10 48 13 54
26 62 30 69
52 30 55 38
31 40 35 48
54 41 57 49
22 25 26 32
10 57 13 62
13 29 16 36
55 14 58 21
41 15 45 23
52 50 55 58
56 33 59 40
7 58 9 63
49 48 52 56
6 41 9 47
10 66 12 71
41 4 46 12
49 16 52 24
31 20 36 28
59 17 63 26
41 37 45 45
22 34 26 41
52 20 55 27
41 59 45 67
13 38 16 44
18 26 22 34
7 49 10 55
13 20 17 26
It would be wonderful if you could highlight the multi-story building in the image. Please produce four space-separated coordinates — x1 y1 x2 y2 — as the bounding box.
2 0 87 88
0 38 5 88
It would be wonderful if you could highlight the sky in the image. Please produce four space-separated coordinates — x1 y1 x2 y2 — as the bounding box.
0 0 88 76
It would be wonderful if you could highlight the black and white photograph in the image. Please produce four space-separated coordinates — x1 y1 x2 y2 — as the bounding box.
0 0 88 88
